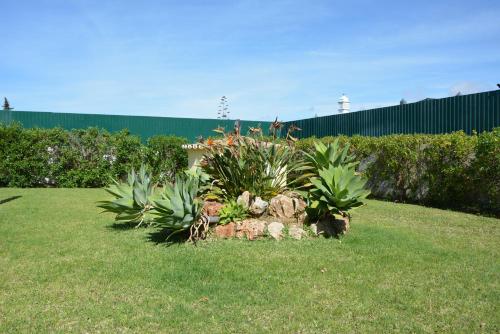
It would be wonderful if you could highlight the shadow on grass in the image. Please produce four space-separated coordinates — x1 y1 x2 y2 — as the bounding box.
147 227 189 246
107 222 188 245
0 195 22 205
107 222 138 230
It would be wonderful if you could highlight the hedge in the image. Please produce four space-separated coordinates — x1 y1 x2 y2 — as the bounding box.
0 124 187 188
296 128 500 215
1 123 498 215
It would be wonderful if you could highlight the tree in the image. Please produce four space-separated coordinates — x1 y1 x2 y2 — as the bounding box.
217 96 230 119
3 97 13 111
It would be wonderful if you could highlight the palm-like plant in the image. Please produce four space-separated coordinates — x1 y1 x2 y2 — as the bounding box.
307 165 370 219
97 165 156 227
202 137 306 200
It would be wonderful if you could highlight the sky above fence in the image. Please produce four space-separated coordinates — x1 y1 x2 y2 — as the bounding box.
1 0 499 121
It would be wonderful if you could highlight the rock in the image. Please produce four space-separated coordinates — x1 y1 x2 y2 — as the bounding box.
310 216 350 237
237 191 252 209
249 197 268 216
215 222 236 238
269 195 295 218
288 225 306 240
235 219 266 240
296 211 307 226
334 216 350 234
311 219 336 237
267 221 284 240
292 197 307 214
203 201 224 216
269 194 306 219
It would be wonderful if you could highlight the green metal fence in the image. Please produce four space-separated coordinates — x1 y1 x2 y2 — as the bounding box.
284 90 500 138
1 90 499 140
0 110 269 142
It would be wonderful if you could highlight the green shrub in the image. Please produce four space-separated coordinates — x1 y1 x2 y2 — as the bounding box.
144 135 188 185
218 200 248 225
474 128 500 212
0 124 68 187
0 124 187 188
55 128 143 187
297 129 500 215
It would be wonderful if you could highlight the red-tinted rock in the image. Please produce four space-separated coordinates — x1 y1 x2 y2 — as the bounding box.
203 201 224 216
215 222 236 238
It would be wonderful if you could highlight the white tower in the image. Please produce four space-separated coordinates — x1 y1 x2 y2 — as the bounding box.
338 94 350 113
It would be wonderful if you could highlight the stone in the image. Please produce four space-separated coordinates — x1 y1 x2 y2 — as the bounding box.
310 216 350 237
267 221 284 240
292 197 307 214
288 225 306 240
237 191 252 209
235 219 267 240
215 222 236 238
269 194 295 218
334 216 350 234
202 201 224 217
249 197 268 216
296 211 307 226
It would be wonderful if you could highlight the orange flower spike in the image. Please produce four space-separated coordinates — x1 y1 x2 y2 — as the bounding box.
227 135 234 146
207 138 214 146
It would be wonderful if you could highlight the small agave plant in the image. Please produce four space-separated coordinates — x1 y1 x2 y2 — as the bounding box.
153 173 204 241
299 138 358 187
306 164 371 220
97 165 156 227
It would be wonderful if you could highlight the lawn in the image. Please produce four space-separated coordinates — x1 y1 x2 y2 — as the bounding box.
0 188 498 333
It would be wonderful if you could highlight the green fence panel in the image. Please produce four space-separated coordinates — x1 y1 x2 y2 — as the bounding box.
0 110 270 142
283 90 500 138
1 90 499 140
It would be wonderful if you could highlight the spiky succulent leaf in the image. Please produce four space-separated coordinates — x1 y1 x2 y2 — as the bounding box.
97 165 156 227
153 174 202 231
300 139 359 188
306 165 370 219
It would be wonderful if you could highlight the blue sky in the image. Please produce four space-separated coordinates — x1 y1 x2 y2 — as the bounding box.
1 0 499 121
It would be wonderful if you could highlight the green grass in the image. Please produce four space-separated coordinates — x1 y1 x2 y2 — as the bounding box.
0 188 498 333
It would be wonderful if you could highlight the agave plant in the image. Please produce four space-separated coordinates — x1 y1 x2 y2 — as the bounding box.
97 165 156 227
306 164 370 219
298 139 359 188
184 165 210 185
153 173 203 237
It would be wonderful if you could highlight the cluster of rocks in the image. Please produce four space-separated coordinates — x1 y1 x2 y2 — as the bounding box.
237 191 306 221
203 191 348 240
230 191 308 240
215 219 308 240
203 191 349 240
